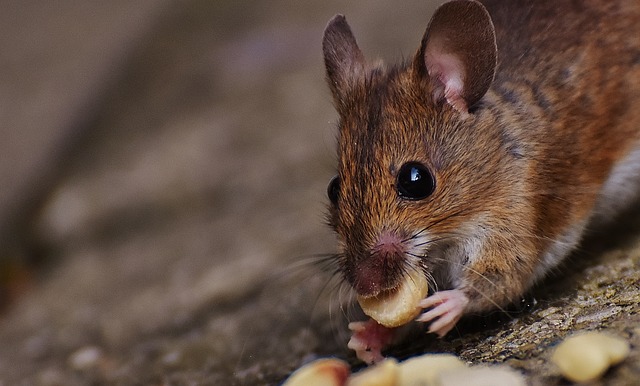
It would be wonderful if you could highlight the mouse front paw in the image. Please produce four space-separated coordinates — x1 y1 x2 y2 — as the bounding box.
347 319 395 364
416 289 469 337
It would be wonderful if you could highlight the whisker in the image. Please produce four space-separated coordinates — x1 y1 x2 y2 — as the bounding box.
461 265 505 295
273 253 343 281
412 234 460 248
464 281 510 315
339 281 358 320
308 264 359 348
402 208 469 243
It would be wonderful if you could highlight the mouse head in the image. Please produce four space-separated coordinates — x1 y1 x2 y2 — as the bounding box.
323 1 499 297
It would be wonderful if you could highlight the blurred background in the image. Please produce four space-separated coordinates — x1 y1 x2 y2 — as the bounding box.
5 2 639 385
0 1 439 384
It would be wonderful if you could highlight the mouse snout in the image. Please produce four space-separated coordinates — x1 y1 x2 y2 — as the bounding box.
347 231 407 298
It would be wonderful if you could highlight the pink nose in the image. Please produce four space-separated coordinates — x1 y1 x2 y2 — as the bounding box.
374 231 405 257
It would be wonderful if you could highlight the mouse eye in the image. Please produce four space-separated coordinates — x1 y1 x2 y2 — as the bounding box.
327 175 340 205
397 162 435 200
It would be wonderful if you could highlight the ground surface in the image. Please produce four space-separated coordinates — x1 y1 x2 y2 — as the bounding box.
0 1 638 385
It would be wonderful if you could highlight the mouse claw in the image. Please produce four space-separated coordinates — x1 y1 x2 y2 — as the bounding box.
347 319 395 364
416 289 469 337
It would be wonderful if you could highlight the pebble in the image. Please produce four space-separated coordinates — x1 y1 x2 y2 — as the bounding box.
68 346 103 370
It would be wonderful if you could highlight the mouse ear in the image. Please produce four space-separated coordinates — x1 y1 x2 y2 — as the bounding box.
414 0 497 113
323 15 365 105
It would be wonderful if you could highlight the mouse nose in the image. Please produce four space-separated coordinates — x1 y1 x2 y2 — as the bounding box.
374 232 405 257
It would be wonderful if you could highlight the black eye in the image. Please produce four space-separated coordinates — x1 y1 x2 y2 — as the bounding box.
397 162 435 200
327 175 340 205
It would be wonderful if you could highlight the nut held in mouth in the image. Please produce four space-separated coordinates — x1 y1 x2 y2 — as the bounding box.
357 269 429 328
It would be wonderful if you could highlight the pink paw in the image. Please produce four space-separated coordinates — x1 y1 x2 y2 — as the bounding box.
347 319 395 364
416 289 469 337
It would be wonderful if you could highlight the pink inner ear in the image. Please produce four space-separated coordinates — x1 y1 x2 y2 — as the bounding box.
426 47 468 113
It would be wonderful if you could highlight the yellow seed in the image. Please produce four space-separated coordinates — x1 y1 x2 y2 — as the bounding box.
398 354 466 386
282 358 350 386
551 332 630 383
438 365 526 386
358 269 429 328
347 358 399 386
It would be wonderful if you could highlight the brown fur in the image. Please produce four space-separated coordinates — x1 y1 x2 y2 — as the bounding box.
324 0 640 315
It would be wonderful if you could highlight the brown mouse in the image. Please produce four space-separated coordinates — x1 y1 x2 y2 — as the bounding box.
322 0 640 363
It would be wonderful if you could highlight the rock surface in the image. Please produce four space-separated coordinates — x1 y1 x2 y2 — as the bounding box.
0 1 638 385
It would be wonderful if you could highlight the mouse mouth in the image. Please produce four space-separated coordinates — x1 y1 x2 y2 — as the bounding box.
344 230 417 297
359 285 403 302
347 259 405 298
347 254 410 298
